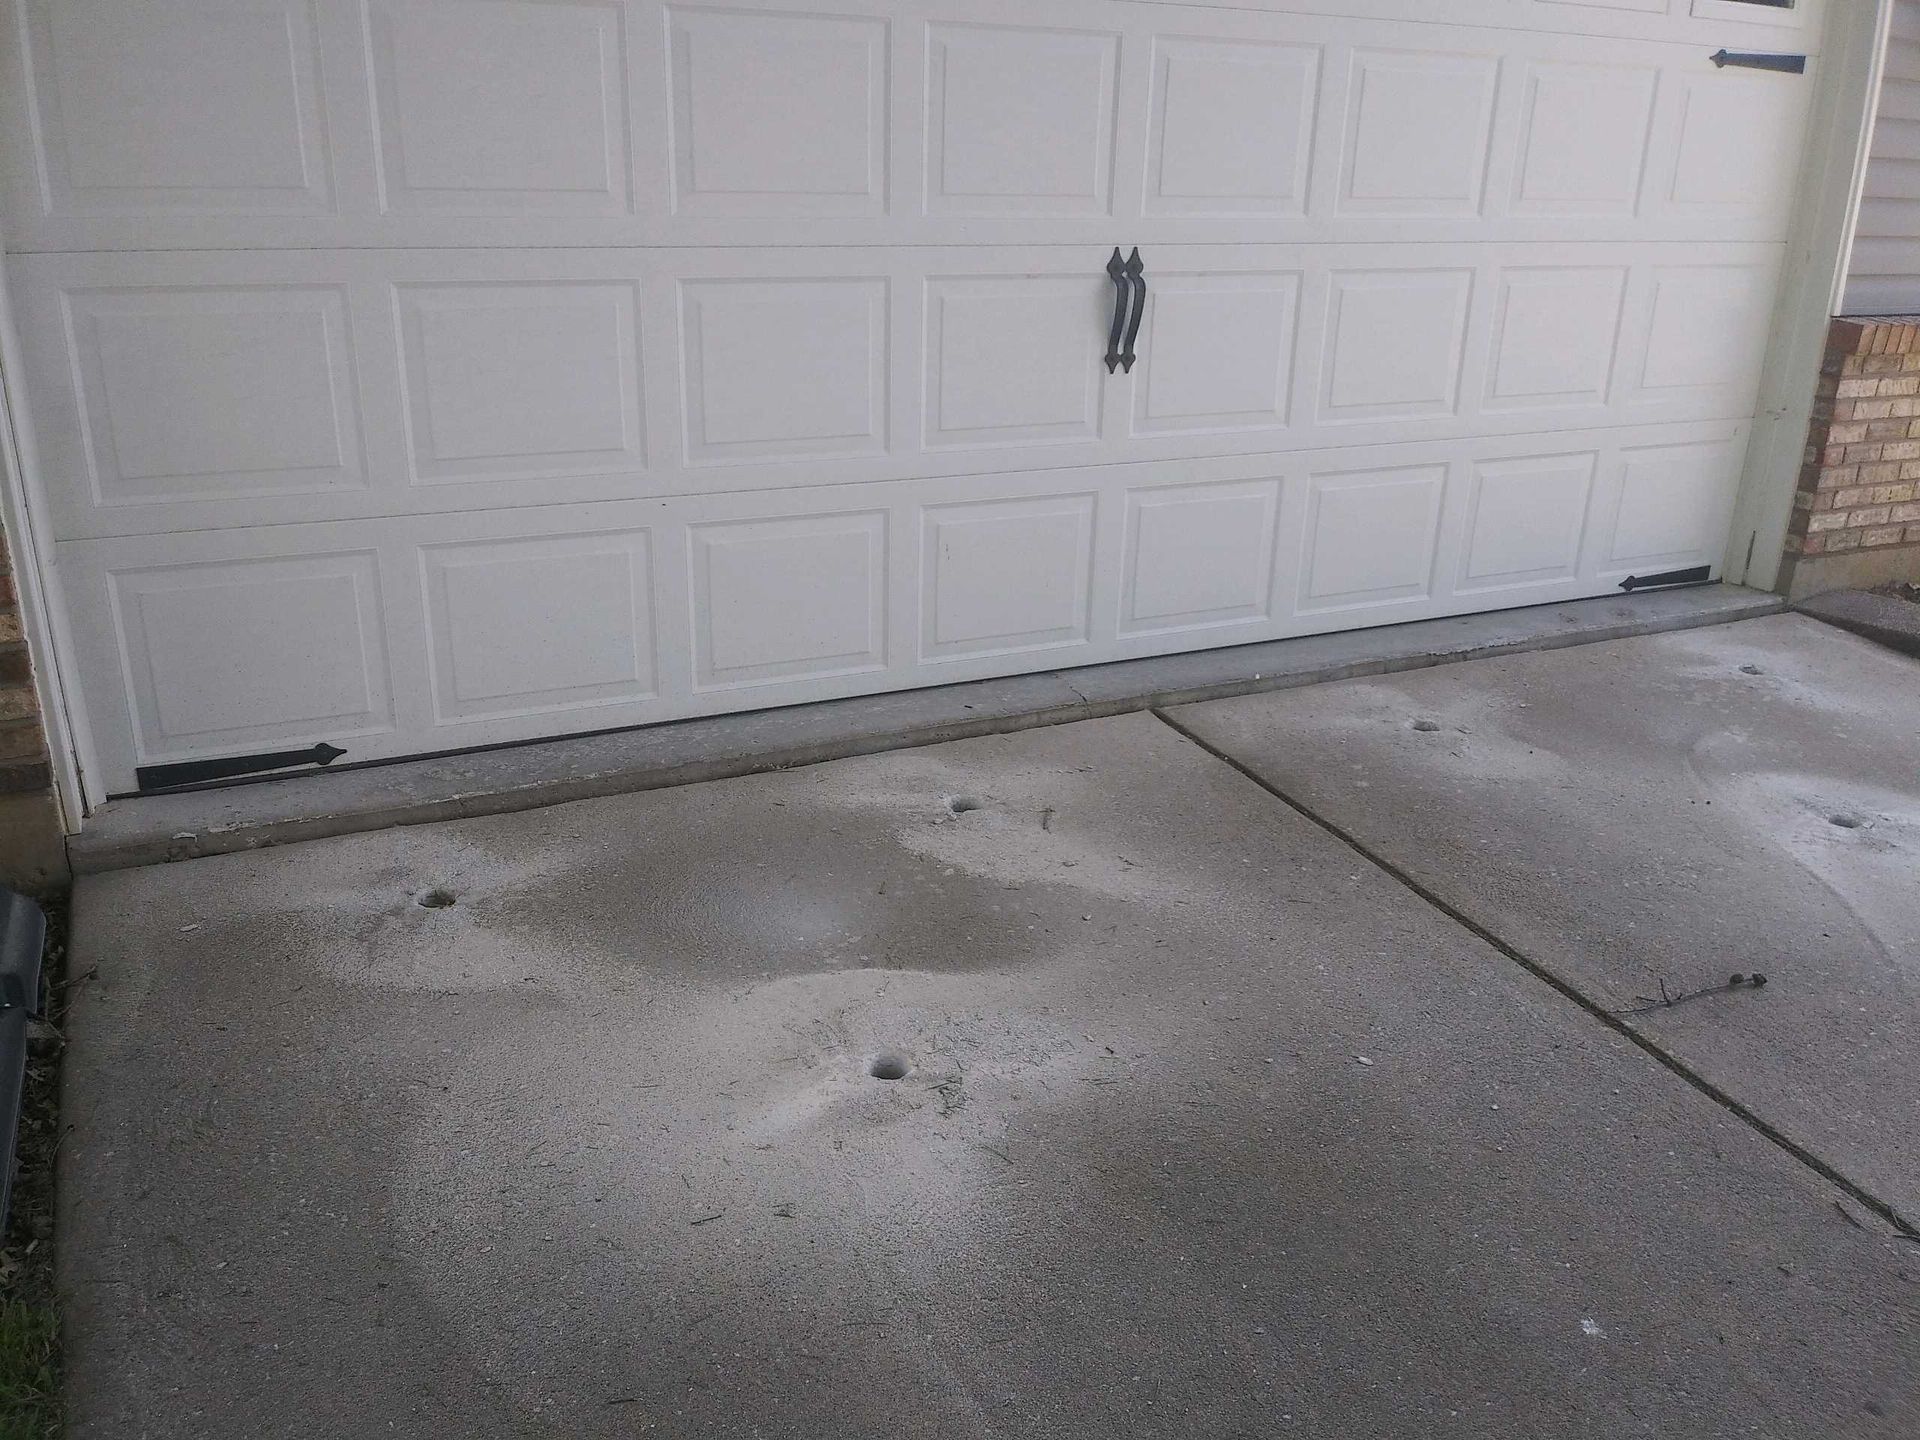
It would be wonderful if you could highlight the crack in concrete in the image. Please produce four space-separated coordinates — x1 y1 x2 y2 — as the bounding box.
1148 705 1920 1242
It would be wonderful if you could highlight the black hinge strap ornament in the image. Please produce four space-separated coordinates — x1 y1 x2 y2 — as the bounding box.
1710 50 1806 74
1619 565 1713 593
136 742 347 792
1104 248 1130 374
1120 248 1146 375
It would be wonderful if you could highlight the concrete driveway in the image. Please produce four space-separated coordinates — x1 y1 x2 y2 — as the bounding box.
61 615 1920 1438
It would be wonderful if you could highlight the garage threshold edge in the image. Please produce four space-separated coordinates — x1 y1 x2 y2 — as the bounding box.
71 585 1784 874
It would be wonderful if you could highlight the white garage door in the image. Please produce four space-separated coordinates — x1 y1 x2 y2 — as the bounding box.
0 0 1819 798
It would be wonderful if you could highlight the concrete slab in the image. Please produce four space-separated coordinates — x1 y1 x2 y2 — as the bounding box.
63 712 1918 1438
1172 614 1920 1230
69 584 1780 875
1799 588 1920 661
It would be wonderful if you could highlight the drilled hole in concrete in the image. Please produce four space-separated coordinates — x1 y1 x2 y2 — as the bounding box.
1829 813 1869 831
1410 719 1441 733
868 1054 910 1081
1739 663 1765 676
416 887 458 909
946 795 985 817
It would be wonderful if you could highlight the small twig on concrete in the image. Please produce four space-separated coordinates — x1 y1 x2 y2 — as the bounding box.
689 1212 724 1226
1615 973 1769 1016
1041 806 1055 832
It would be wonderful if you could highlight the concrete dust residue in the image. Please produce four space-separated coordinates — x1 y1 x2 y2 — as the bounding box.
1711 769 1920 972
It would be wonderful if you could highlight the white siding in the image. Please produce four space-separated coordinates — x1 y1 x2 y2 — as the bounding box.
1846 0 1920 314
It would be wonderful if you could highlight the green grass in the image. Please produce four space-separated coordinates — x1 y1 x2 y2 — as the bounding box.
0 891 68 1440
0 1299 58 1440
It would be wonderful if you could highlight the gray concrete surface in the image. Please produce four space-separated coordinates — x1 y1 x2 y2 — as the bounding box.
1799 587 1920 660
63 709 1919 1438
1174 614 1920 1230
69 584 1780 874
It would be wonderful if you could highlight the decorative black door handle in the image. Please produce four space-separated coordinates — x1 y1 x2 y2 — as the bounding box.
1104 248 1129 374
1710 49 1805 73
1120 248 1146 375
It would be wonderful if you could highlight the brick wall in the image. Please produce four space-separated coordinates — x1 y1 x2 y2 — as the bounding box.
1781 317 1920 600
0 517 64 892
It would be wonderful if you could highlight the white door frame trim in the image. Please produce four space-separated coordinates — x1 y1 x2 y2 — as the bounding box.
1726 0 1895 593
0 224 92 828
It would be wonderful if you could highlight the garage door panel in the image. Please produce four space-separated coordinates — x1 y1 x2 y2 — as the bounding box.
421 529 657 723
1337 48 1502 218
1598 434 1746 579
1320 269 1476 423
1456 451 1597 593
1510 59 1659 218
61 284 367 506
924 274 1109 450
6 0 1812 799
924 22 1122 219
10 243 1782 545
665 6 888 219
13 0 333 217
1657 68 1811 223
54 421 1747 792
1484 266 1629 412
0 0 1817 252
104 550 397 765
690 510 889 690
1143 36 1320 219
365 0 630 217
1129 271 1301 436
1622 258 1780 413
1119 478 1282 639
395 280 646 483
679 277 890 464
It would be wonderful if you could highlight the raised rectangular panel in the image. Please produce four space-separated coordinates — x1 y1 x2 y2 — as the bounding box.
1301 464 1445 610
422 530 653 720
668 7 886 217
925 24 1118 216
65 286 362 504
1458 452 1594 591
1133 273 1299 435
1632 264 1773 399
925 276 1102 448
1145 38 1318 217
1321 270 1472 422
681 278 887 464
109 552 391 756
921 495 1093 660
22 0 330 214
1120 479 1279 637
691 512 885 689
1339 49 1498 216
1608 440 1736 568
1537 0 1664 10
395 281 643 483
1512 61 1657 215
1669 73 1803 214
367 0 629 215
1485 267 1626 410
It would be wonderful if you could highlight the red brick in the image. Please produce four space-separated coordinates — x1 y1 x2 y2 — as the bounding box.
1862 525 1908 548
